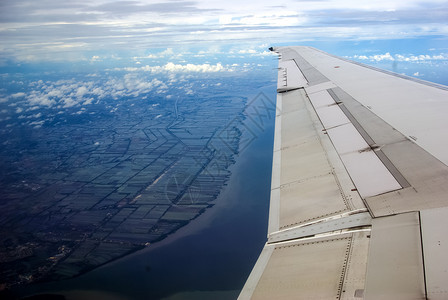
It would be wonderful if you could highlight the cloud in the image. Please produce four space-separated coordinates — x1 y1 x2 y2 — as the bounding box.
76 86 89 98
133 48 179 60
10 92 26 98
353 52 448 62
29 120 45 128
14 74 168 110
116 62 227 73
30 113 42 118
163 62 224 72
62 97 78 108
354 52 395 61
91 0 219 15
395 53 448 61
90 56 101 62
233 48 276 57
27 92 57 107
222 12 304 27
238 49 257 54
2 0 448 62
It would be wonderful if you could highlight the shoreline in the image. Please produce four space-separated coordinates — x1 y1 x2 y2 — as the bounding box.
15 85 276 300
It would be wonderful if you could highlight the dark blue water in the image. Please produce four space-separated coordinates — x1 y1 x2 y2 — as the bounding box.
16 90 276 300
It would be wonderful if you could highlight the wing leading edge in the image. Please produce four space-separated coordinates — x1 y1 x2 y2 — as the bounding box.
239 46 448 299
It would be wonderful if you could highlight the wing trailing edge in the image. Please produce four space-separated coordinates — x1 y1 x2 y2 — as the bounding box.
239 46 448 299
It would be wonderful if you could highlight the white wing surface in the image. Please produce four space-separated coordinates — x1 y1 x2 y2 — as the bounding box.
239 46 448 300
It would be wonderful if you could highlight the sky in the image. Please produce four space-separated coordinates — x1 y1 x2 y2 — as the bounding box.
1 0 448 116
1 0 448 65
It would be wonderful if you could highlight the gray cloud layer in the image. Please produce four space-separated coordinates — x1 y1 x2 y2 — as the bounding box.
1 0 448 62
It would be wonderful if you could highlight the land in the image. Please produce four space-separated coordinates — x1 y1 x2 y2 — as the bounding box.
0 89 247 289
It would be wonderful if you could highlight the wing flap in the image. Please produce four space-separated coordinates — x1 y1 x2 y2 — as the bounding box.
420 207 448 299
245 232 370 300
273 88 366 233
365 213 426 299
307 88 403 198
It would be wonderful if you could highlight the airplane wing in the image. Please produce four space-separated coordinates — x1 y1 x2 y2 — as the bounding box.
239 46 448 299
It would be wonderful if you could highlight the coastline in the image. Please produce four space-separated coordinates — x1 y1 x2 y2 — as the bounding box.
16 86 276 300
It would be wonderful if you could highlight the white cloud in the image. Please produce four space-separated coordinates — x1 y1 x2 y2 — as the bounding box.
16 74 168 110
11 92 26 98
117 73 168 97
164 62 224 72
92 87 106 98
354 55 369 60
229 46 276 57
133 48 181 60
29 120 45 128
257 50 276 56
396 53 448 61
160 48 174 56
116 62 227 73
27 93 56 107
90 55 101 62
354 52 448 62
76 86 89 98
238 49 257 54
83 98 94 105
372 53 395 61
219 15 233 24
